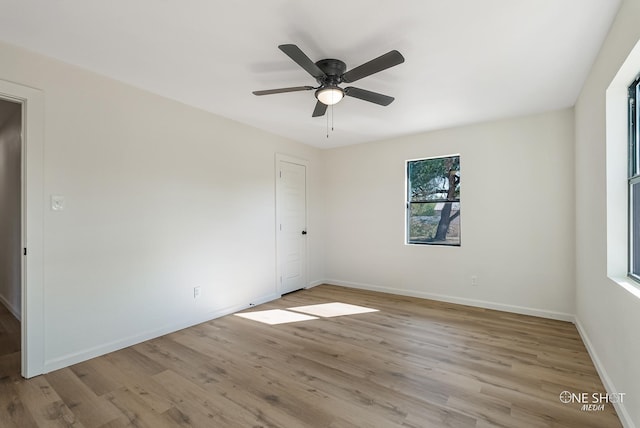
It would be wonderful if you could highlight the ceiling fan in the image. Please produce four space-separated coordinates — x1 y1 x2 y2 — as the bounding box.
253 44 405 117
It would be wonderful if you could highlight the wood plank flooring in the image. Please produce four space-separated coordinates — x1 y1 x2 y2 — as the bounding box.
0 285 622 427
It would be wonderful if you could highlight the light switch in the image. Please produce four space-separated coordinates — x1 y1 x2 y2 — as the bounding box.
51 195 65 211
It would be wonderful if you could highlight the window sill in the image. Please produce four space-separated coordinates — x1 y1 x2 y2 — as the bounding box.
405 242 461 247
609 276 640 300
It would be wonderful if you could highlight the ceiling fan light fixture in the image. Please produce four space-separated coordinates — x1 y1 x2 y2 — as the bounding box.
316 86 344 106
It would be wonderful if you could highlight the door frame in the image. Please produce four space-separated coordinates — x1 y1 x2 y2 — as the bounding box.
275 153 309 295
0 80 45 378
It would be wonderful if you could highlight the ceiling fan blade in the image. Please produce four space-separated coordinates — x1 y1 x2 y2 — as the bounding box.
253 86 314 96
312 100 328 117
344 87 395 106
342 50 405 83
279 44 326 79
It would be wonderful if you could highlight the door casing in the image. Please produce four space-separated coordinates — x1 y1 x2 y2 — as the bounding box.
0 80 45 378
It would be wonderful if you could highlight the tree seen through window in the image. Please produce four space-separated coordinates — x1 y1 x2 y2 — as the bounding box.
406 155 460 245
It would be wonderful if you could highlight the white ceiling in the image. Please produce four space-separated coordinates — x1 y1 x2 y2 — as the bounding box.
0 1 621 148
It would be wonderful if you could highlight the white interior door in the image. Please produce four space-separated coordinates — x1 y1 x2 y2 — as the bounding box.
276 158 307 295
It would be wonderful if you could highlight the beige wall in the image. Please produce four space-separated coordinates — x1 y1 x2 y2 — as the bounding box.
323 109 576 319
0 35 582 375
0 40 325 371
0 102 21 319
575 0 640 425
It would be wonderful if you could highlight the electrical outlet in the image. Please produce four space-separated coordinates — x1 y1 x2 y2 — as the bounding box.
471 275 479 286
51 195 65 211
193 286 201 299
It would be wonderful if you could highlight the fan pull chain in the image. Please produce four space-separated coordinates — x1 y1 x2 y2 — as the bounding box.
326 104 336 139
326 107 329 138
332 104 335 131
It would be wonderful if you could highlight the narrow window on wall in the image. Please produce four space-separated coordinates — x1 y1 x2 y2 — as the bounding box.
406 155 460 246
629 75 640 281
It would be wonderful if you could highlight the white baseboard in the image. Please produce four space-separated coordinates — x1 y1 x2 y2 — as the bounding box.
574 317 635 428
0 293 20 321
324 279 575 322
306 280 324 289
43 292 279 373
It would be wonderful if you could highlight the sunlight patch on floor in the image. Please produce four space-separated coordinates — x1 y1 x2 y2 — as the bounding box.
288 302 378 317
235 302 378 325
234 309 318 325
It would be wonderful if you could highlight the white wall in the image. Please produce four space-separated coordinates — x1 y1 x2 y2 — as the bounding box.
0 40 324 371
575 0 640 426
0 103 21 319
323 109 576 319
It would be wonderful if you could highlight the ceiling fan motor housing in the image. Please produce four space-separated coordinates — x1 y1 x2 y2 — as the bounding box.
315 59 347 86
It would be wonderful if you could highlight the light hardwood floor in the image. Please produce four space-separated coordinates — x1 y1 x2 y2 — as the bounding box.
0 285 622 427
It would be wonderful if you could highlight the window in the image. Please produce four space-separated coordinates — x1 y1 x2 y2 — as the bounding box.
406 155 460 246
629 75 640 280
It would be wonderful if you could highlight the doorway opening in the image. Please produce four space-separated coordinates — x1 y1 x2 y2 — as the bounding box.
0 98 22 378
0 79 45 379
